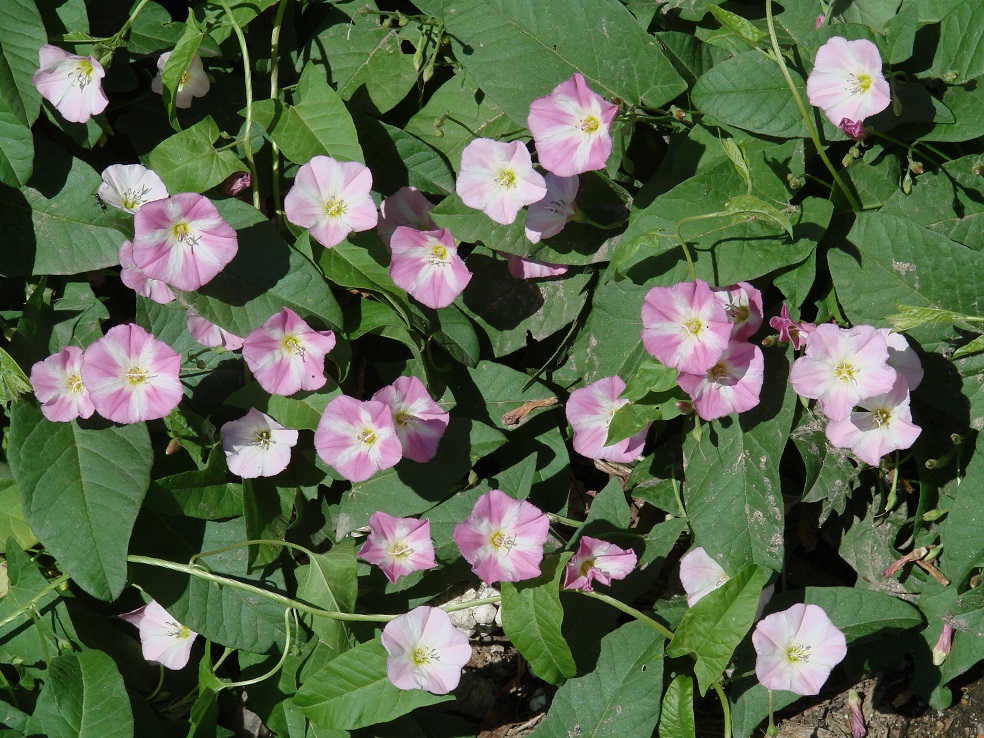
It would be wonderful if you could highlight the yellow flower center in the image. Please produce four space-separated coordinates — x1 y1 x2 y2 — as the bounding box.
580 558 596 577
171 221 200 247
495 170 517 189
125 367 148 385
490 530 516 553
579 115 600 133
389 541 414 559
872 408 891 426
708 363 728 381
66 374 84 395
683 317 703 336
73 60 94 89
281 335 305 356
358 428 378 446
121 185 152 211
324 197 347 219
848 73 873 94
785 643 812 664
254 429 272 448
179 70 190 86
394 410 412 426
834 361 857 382
411 646 440 666
427 244 449 265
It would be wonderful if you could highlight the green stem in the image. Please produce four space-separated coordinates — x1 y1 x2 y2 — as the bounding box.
218 0 260 210
269 0 290 229
189 539 317 566
114 0 152 43
0 573 71 630
712 680 732 738
675 211 735 280
547 512 583 528
870 130 947 167
443 596 501 613
146 665 166 702
219 609 295 690
579 590 675 640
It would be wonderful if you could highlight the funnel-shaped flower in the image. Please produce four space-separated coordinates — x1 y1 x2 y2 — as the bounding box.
314 396 402 482
712 282 763 341
284 156 378 248
242 308 336 396
679 547 730 606
388 227 471 309
566 376 649 462
825 377 921 466
221 408 298 478
677 341 764 421
186 313 243 351
359 512 437 583
932 623 955 666
456 138 546 225
806 37 890 126
33 45 108 123
119 600 198 670
563 536 637 592
753 603 847 695
642 280 732 375
879 329 923 391
371 376 449 463
99 164 168 214
119 240 175 305
151 51 210 108
31 346 95 422
525 173 578 244
504 254 569 280
378 187 437 245
382 606 472 694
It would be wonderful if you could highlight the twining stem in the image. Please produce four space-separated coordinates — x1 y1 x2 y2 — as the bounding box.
218 609 296 689
0 573 71 630
269 0 290 228
713 679 733 738
547 512 583 528
189 538 318 566
579 590 675 640
870 129 948 167
218 0 260 210
675 211 735 281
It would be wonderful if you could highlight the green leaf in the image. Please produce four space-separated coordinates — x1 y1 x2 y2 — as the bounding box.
707 5 767 45
127 1 184 55
352 115 455 195
658 675 697 738
0 108 33 187
620 356 679 402
941 439 984 585
161 10 205 130
296 541 358 657
725 194 793 238
0 472 35 551
227 380 341 432
583 477 631 530
0 346 31 402
501 553 577 685
293 638 451 730
953 334 984 359
886 305 974 333
795 586 924 640
0 0 45 186
8 403 152 600
430 194 527 252
146 449 245 520
146 116 244 193
932 0 984 82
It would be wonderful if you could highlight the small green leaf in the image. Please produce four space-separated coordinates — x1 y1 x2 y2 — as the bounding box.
953 334 984 359
0 347 30 402
161 10 205 130
726 194 793 237
296 542 358 657
147 116 244 193
707 5 767 45
886 304 973 332
659 674 697 738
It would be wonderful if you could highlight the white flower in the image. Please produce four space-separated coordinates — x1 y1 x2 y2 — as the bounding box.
151 51 210 109
98 164 169 214
221 408 299 478
119 600 198 670
806 37 891 126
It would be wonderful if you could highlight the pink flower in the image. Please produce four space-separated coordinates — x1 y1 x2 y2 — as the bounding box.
119 600 198 670
815 14 826 29
378 187 437 245
712 282 763 341
769 304 815 350
566 376 649 462
30 346 95 422
641 280 733 375
358 512 437 583
187 313 244 351
504 254 569 280
371 376 450 463
789 324 897 422
98 164 168 214
527 73 618 177
151 51 210 109
525 173 578 244
879 329 923 390
119 240 175 305
220 408 298 478
676 341 765 421
81 324 182 424
388 227 472 309
806 37 891 126
242 308 336 396
132 193 238 291
314 396 402 482
825 377 921 466
563 536 637 592
679 547 730 606
848 689 867 738
223 171 251 196
932 623 955 666
456 138 546 225
839 119 869 142
753 603 847 695
284 156 378 248
381 606 472 694
33 45 108 123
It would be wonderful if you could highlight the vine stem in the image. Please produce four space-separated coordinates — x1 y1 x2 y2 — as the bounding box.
579 590 675 640
189 538 317 566
712 679 732 738
114 0 152 43
218 0 260 210
547 512 583 528
0 573 71 630
269 0 290 228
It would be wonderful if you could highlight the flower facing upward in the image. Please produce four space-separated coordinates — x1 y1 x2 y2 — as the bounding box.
119 241 175 305
563 536 637 592
314 396 402 482
33 45 108 123
753 603 847 695
377 187 437 245
358 512 437 583
221 408 298 478
641 280 733 375
98 164 169 214
825 377 921 466
454 489 549 584
284 156 378 248
242 308 336 396
381 606 472 694
186 313 244 351
371 376 450 463
678 547 730 606
769 304 815 350
132 193 238 291
119 600 198 670
712 282 763 341
566 376 649 462
456 138 546 225
806 37 891 126
504 255 569 280
388 227 472 310
81 324 182 424
676 341 765 421
151 51 210 108
524 173 578 244
30 346 95 422
527 73 618 177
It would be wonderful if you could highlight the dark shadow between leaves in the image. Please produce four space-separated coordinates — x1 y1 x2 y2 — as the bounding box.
193 222 291 307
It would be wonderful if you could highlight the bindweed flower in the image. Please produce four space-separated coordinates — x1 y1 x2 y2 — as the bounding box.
381 606 472 694
358 511 437 583
753 603 847 695
566 376 649 462
879 329 923 391
81 324 182 424
33 45 108 123
98 164 168 214
456 138 546 225
676 341 765 421
371 376 450 463
527 73 618 177
284 156 378 248
314 395 402 482
378 187 437 245
242 308 336 396
679 547 730 606
789 324 896 422
932 623 955 666
220 408 298 478
848 689 867 738
641 279 733 375
815 13 826 28
388 227 472 309
504 254 569 280
132 193 238 291
453 489 549 584
806 37 891 126
119 240 175 305
712 282 763 341
187 313 243 351
525 173 578 244
119 600 198 670
30 346 95 422
825 377 921 466
151 51 210 109
769 304 815 350
839 119 869 142
563 536 637 592
223 171 251 197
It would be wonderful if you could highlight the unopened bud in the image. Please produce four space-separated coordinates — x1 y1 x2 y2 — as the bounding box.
932 623 955 666
902 171 913 195
787 176 801 190
921 508 947 522
943 70 959 83
676 401 693 415
842 153 854 168
815 13 825 28
972 162 984 176
970 574 982 588
766 724 778 737
165 438 182 455
223 171 251 196
356 6 370 16
848 690 867 738
909 160 924 175
849 145 862 159
892 95 903 117
761 335 776 347
671 105 686 121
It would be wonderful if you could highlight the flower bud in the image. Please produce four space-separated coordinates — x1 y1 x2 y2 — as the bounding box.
671 105 687 121
815 13 825 28
223 171 251 196
932 623 955 666
909 160 924 175
943 70 959 83
848 690 867 738
972 162 984 176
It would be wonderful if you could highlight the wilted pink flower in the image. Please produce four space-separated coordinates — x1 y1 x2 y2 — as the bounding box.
81 324 182 424
98 164 168 214
284 156 378 248
132 193 238 291
712 282 763 341
566 376 649 462
815 14 826 29
806 37 891 126
769 304 815 350
456 138 546 225
932 623 955 666
378 187 437 245
358 512 437 583
641 280 733 375
186 313 243 351
388 227 472 309
381 606 472 694
753 603 847 695
220 408 298 478
242 308 336 396
33 45 108 123
453 489 549 584
825 377 921 466
525 173 578 244
151 51 210 109
527 73 618 177
223 171 251 196
790 324 896 422
314 396 402 482
677 341 764 421
879 329 923 390
679 547 731 606
119 240 175 305
119 600 198 670
563 536 637 592
30 346 95 422
848 689 867 738
839 118 869 142
504 254 569 280
371 376 449 463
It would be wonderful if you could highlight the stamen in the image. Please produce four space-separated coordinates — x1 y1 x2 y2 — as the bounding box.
394 410 412 426
495 170 517 189
121 184 153 210
846 73 873 95
172 222 201 248
427 244 449 265
66 374 84 395
785 643 812 663
324 197 347 219
578 115 600 133
411 646 440 665
281 335 306 356
872 408 891 426
683 317 703 336
834 361 857 382
125 367 150 385
358 428 378 446
490 531 516 553
389 541 414 559
253 429 272 449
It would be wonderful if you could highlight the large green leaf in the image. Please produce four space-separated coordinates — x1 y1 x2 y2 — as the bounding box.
0 472 35 551
932 0 984 82
146 116 244 193
659 675 697 738
0 0 45 186
295 542 358 657
8 403 152 600
941 437 984 586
